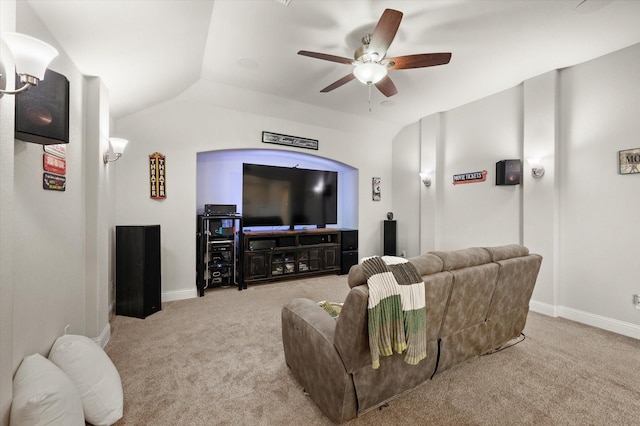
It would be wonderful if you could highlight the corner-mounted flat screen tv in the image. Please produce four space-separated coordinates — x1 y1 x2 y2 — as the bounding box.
242 163 338 229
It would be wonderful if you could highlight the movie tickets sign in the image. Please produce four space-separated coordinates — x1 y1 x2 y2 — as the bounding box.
452 170 487 185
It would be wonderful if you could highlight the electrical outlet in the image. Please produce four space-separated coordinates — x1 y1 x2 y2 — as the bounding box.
634 294 640 310
401 250 406 257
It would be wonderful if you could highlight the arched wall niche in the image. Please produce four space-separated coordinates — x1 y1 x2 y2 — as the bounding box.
196 149 358 230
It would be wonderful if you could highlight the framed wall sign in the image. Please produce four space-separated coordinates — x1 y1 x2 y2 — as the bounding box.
43 172 66 191
619 148 640 175
372 177 381 201
149 152 166 199
42 144 67 191
262 131 318 150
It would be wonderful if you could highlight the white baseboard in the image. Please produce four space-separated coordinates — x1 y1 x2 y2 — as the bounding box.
529 299 640 340
91 322 111 348
529 300 556 316
557 306 640 340
162 288 197 303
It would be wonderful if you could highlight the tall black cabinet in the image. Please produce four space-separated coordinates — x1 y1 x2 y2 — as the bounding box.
116 225 161 319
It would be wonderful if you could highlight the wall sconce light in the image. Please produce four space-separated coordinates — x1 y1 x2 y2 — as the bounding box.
103 138 129 164
419 172 432 187
527 158 545 178
0 32 59 96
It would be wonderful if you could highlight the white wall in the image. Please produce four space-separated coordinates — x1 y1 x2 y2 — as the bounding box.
115 92 395 301
393 43 640 339
425 86 523 250
391 122 421 258
0 3 17 423
1 3 112 424
11 0 88 358
558 43 640 328
523 72 558 309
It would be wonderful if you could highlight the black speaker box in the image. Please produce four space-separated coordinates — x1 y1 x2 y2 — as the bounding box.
340 250 358 275
116 225 161 319
15 69 69 145
341 229 358 251
496 159 521 185
383 220 396 256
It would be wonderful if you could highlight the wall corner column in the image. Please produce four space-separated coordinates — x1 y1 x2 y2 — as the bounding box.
523 70 559 314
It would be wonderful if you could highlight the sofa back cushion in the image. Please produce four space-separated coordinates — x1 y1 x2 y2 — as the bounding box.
336 270 454 373
408 253 443 276
437 262 499 372
484 254 542 350
484 244 529 262
347 254 443 288
334 285 370 372
430 247 491 270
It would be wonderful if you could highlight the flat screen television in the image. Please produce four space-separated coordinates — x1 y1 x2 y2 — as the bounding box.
242 163 338 229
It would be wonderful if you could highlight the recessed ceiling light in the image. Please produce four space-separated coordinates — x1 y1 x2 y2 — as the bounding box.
237 57 259 69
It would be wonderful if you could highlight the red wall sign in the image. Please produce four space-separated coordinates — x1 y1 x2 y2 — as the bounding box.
43 153 66 175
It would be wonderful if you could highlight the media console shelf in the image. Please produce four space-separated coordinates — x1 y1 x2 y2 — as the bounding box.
243 229 341 287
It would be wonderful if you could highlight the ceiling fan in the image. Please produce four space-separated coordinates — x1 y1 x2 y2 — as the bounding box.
298 8 451 97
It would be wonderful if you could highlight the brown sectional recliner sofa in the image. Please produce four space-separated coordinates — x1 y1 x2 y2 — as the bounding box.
281 244 542 423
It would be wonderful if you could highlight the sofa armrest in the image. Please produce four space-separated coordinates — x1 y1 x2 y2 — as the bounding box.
281 298 357 423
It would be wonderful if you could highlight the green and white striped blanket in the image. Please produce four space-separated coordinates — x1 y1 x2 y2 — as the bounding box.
361 256 426 369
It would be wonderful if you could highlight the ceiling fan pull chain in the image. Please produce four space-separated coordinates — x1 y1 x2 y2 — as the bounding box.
368 83 372 112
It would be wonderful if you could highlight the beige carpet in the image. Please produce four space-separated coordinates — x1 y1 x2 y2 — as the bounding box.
106 274 640 425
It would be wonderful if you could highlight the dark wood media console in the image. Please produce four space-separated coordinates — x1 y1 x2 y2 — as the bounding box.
243 228 341 287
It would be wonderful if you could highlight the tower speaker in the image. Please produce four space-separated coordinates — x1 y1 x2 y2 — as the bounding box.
383 220 396 256
116 225 161 319
496 159 521 185
15 69 70 145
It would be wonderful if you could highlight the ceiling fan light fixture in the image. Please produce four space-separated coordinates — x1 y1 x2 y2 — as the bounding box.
353 62 387 85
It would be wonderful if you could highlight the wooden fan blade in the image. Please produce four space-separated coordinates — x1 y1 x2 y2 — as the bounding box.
387 53 452 70
369 9 403 58
298 50 353 65
320 73 356 93
375 75 398 97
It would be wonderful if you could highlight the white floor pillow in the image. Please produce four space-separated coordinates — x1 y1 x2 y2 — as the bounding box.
10 353 85 426
48 334 123 426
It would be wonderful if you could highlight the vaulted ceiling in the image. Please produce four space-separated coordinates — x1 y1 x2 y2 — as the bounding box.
26 0 640 129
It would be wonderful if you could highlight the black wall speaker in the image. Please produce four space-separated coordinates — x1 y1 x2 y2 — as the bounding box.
15 69 69 145
496 159 521 185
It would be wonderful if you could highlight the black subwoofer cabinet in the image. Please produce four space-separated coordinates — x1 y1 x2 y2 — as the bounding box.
116 225 161 319
340 229 358 275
